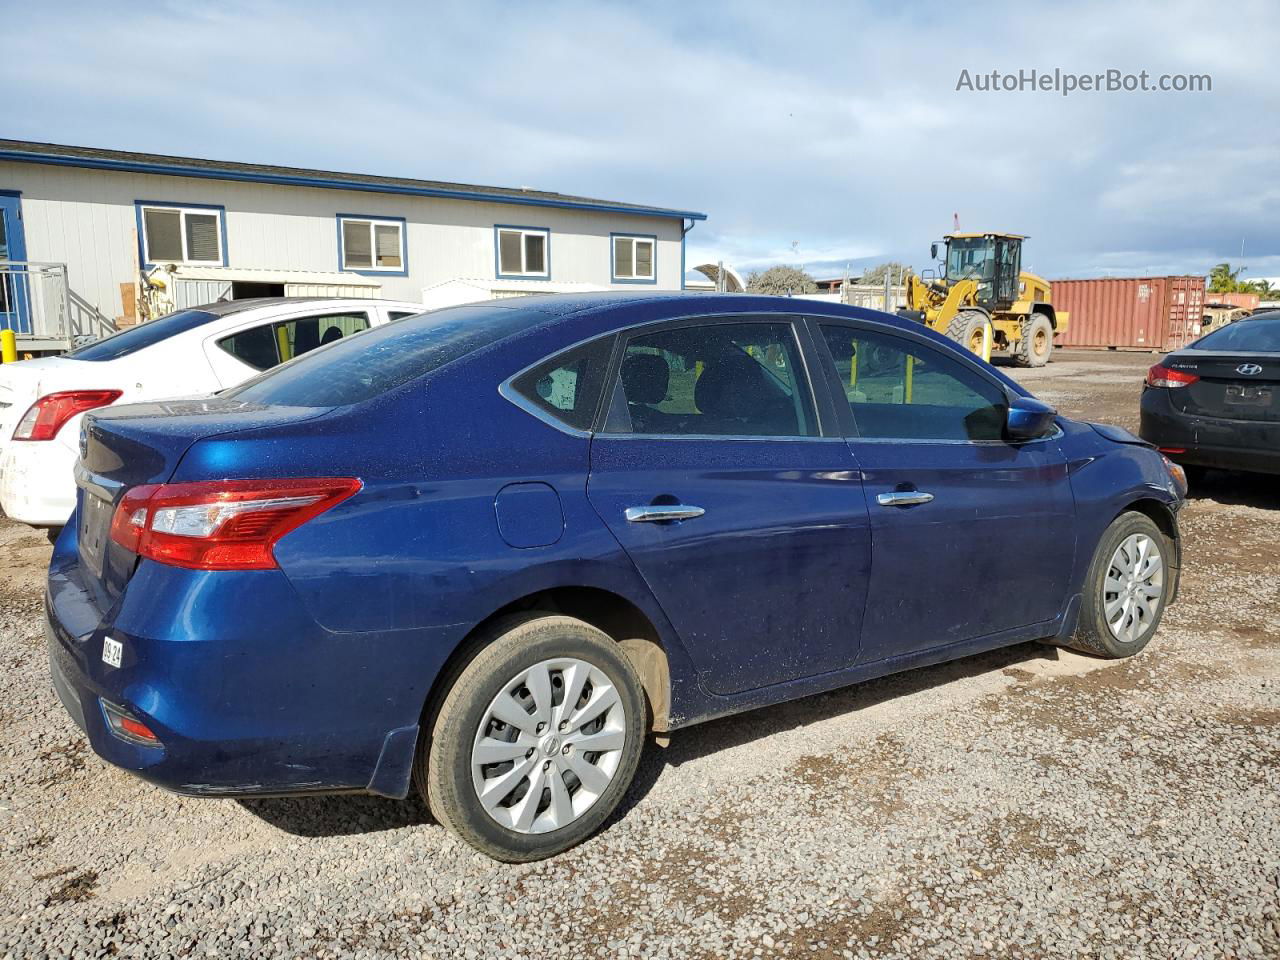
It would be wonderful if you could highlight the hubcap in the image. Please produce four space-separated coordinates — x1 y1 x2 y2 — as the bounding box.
471 658 626 834
1103 533 1164 643
1033 328 1049 356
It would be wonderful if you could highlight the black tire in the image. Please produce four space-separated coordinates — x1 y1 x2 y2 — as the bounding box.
417 615 646 862
1182 464 1210 488
946 309 992 360
1013 313 1054 368
1067 511 1172 658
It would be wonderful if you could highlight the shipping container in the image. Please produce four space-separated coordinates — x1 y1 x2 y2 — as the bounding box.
1201 291 1260 310
1050 276 1206 351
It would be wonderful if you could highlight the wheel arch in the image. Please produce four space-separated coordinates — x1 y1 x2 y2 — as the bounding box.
1029 303 1057 328
422 586 674 737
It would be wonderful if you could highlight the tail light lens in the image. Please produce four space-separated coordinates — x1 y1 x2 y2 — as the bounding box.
12 390 122 441
109 477 361 570
1147 363 1199 389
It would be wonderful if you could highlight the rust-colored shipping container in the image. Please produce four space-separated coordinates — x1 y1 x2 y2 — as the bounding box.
1202 291 1259 310
1050 276 1206 351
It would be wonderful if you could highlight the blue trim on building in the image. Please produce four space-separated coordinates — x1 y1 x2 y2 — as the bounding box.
494 225 551 280
1 148 706 222
609 232 658 285
335 213 409 277
134 199 229 268
0 190 31 333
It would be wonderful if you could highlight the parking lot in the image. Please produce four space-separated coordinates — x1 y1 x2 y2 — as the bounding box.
1 348 1276 959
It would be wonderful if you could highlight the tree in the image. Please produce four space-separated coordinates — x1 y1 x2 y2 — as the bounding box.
1208 262 1245 293
745 266 818 296
861 261 911 285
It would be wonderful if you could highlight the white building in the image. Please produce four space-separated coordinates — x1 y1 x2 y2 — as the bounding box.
0 140 705 350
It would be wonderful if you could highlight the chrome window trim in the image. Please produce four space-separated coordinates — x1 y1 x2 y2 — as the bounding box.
496 378 592 439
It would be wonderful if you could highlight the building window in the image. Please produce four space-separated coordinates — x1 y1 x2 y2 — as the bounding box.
338 216 406 274
138 203 225 266
495 226 549 278
612 234 656 282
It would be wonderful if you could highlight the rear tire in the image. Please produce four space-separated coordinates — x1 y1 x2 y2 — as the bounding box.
1067 511 1171 659
418 615 646 862
946 309 993 362
1013 313 1054 367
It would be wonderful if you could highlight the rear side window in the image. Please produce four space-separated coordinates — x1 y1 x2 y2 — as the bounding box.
820 324 1007 441
226 304 539 407
218 311 371 371
508 336 614 431
65 309 219 361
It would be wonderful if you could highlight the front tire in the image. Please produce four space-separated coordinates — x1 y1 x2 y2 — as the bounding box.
946 309 993 362
419 615 646 862
1068 512 1171 658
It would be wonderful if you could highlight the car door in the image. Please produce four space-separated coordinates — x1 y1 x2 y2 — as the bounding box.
204 308 374 386
811 319 1075 663
586 316 872 696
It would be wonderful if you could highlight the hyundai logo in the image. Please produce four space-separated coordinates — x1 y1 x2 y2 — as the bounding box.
1237 363 1264 376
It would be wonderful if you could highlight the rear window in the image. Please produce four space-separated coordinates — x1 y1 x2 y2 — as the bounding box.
66 309 219 361
225 304 539 407
1193 316 1280 352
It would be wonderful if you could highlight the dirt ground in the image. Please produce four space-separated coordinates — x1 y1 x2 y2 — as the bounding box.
0 348 1277 959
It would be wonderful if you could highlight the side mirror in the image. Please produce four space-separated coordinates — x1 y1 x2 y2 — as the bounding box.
1005 394 1058 441
930 242 939 260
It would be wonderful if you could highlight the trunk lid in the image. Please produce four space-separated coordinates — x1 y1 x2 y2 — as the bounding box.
77 397 329 600
1165 351 1280 422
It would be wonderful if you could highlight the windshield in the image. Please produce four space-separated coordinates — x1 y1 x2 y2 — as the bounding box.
226 303 539 406
66 309 220 361
946 238 996 283
1192 315 1280 352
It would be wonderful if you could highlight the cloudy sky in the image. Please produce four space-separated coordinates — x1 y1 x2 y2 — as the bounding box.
4 0 1278 282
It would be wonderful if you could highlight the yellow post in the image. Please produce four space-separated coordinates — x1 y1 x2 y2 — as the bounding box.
849 347 857 388
275 326 292 363
904 353 915 403
1 329 16 364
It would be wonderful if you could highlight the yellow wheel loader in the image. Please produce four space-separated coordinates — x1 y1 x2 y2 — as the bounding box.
897 233 1067 366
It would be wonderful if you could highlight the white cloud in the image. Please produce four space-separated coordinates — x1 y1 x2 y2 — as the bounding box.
2 0 1278 278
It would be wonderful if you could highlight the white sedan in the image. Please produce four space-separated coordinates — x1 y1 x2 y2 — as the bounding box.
0 297 422 528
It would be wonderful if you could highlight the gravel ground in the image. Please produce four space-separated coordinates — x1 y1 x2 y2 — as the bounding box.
1 349 1277 959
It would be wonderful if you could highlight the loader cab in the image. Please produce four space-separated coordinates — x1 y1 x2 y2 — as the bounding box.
943 233 1024 310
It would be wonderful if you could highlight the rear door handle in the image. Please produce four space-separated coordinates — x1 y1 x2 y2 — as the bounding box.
624 505 706 523
876 491 934 507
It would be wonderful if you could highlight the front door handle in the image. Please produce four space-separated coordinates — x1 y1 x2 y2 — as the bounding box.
876 491 935 507
624 504 706 523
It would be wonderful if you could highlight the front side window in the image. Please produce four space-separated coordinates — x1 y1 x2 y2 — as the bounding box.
509 336 614 432
218 311 372 371
605 321 817 437
819 324 1007 441
339 217 405 272
139 204 224 265
496 226 549 277
612 235 655 281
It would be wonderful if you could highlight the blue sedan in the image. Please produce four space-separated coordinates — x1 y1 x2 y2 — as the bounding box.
46 294 1185 861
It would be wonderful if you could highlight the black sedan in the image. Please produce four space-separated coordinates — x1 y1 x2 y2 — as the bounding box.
1140 313 1280 479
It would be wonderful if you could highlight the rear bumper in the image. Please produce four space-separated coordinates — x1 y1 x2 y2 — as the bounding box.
44 523 430 800
0 438 78 527
1139 387 1280 476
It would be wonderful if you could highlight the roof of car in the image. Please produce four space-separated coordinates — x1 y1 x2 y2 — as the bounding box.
185 297 418 315
0 139 707 222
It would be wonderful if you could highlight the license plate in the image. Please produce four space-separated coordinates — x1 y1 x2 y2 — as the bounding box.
102 636 123 668
78 491 114 579
1225 384 1272 406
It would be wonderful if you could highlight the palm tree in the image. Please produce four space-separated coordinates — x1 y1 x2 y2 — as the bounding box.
1208 262 1244 293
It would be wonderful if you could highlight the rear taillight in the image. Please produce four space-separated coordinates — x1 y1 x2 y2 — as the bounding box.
1147 363 1199 389
108 477 361 570
12 390 123 441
